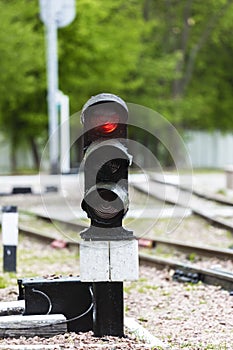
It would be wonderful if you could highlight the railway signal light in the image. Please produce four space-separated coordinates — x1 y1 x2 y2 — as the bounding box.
80 93 133 240
80 93 138 338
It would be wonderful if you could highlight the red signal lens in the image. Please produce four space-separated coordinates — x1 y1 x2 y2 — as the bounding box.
95 113 120 134
100 122 118 133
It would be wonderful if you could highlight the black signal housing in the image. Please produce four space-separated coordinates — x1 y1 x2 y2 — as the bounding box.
80 93 133 240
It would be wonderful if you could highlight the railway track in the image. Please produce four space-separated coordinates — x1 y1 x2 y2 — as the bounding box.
17 211 233 292
139 253 233 292
131 175 233 233
138 236 233 259
20 210 233 259
150 173 233 206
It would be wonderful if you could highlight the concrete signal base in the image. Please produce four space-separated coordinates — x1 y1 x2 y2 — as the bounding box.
80 240 139 282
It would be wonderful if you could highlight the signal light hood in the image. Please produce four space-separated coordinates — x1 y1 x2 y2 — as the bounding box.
81 93 128 125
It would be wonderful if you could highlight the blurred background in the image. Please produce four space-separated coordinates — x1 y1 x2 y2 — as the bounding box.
0 0 233 174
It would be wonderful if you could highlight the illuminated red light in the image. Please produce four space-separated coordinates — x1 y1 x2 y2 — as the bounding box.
100 122 118 133
95 113 120 134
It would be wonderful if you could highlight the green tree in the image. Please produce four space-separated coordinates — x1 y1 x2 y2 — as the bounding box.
0 0 143 171
59 0 144 166
0 0 46 171
130 0 233 131
59 0 143 112
1 0 233 172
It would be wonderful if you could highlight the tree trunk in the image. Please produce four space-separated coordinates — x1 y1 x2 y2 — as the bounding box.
30 137 40 171
172 0 193 99
173 0 233 97
10 134 17 173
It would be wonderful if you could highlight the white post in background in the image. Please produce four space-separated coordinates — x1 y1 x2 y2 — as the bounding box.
39 0 76 174
43 0 59 174
2 206 18 272
57 91 70 174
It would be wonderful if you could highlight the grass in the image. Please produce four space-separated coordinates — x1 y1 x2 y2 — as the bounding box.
9 168 38 175
216 189 227 196
137 284 160 294
19 214 81 242
0 272 17 288
0 234 80 282
0 275 8 288
187 252 197 262
137 316 148 322
124 278 159 295
192 168 223 174
143 284 159 291
124 281 138 294
184 281 202 292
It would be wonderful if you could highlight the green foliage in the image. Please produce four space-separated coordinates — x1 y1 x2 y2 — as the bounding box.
129 0 233 131
0 0 46 126
0 0 47 170
1 0 233 171
59 0 143 112
0 276 7 289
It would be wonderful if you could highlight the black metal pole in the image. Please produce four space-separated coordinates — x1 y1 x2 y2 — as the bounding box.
2 206 18 273
92 282 124 337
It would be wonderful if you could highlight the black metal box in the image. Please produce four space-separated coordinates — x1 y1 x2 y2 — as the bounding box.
18 276 93 332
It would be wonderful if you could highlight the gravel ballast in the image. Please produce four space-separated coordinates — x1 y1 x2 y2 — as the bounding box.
0 264 232 349
0 225 232 348
0 174 233 349
125 265 233 350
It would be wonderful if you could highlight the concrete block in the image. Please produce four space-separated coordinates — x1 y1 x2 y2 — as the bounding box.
80 240 139 282
80 241 109 281
110 240 139 281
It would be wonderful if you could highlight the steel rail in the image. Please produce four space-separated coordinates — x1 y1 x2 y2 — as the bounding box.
132 182 233 233
18 224 81 249
22 210 233 260
17 221 233 291
138 236 233 260
20 210 87 231
19 220 233 261
150 174 233 206
139 253 233 292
